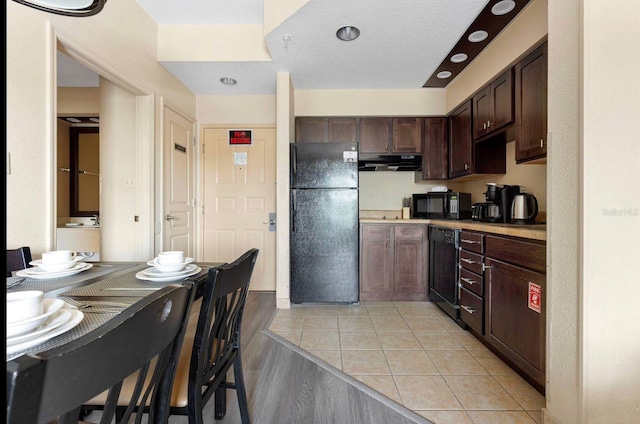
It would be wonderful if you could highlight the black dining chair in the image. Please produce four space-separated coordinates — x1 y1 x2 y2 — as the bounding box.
84 249 259 424
6 246 33 277
7 282 197 424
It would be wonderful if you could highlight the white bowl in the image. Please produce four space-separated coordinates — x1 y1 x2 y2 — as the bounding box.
7 291 44 324
7 298 65 338
157 251 185 264
30 257 83 272
147 257 193 273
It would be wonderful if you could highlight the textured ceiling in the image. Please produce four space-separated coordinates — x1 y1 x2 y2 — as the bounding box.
59 0 496 95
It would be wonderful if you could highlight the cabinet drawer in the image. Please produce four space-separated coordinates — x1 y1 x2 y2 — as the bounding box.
361 225 392 239
459 268 483 297
460 231 484 254
394 225 424 239
460 288 483 334
485 235 546 273
460 250 484 274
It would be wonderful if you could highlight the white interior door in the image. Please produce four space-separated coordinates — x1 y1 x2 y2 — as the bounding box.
202 127 276 291
163 106 195 257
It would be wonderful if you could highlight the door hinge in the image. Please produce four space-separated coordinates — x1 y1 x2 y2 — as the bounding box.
192 136 196 146
202 143 205 154
191 198 196 208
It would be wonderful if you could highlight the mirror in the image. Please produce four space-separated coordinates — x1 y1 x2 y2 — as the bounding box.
70 127 100 216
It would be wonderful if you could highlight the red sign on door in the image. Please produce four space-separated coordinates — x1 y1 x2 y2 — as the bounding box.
229 130 252 145
528 282 542 313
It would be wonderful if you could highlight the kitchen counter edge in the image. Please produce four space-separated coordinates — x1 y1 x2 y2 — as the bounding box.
359 219 546 241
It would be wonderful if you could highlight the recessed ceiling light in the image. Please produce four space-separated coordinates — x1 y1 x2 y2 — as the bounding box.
468 30 489 43
450 53 468 63
336 26 360 41
437 71 452 79
220 77 237 86
66 117 81 123
492 0 516 16
89 117 100 123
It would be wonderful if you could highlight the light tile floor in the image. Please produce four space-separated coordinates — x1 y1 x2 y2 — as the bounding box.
268 301 544 424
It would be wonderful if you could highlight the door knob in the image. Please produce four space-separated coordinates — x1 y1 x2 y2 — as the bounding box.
165 215 178 221
263 220 276 225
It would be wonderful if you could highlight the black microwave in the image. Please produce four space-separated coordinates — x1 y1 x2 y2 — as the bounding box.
412 192 472 220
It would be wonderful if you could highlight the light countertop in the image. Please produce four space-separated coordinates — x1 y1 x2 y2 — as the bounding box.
359 218 546 241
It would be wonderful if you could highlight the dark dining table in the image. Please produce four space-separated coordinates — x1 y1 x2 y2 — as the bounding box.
5 261 222 362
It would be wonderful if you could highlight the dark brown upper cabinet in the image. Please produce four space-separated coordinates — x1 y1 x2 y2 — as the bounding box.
515 42 548 163
359 117 391 154
449 101 474 178
473 69 514 140
392 117 422 153
360 117 421 154
295 117 357 143
328 118 357 143
449 100 507 181
70 127 100 217
420 117 448 180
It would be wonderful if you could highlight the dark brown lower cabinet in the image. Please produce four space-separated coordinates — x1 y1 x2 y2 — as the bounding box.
360 224 427 301
485 257 546 393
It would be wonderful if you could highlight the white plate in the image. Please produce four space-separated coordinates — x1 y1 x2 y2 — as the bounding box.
142 264 199 278
65 222 81 226
17 263 93 279
7 309 73 346
7 299 65 338
135 266 201 282
29 257 85 272
147 257 194 267
6 309 85 356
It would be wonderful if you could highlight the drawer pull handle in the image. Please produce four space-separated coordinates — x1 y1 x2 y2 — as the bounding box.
461 277 477 285
461 305 476 314
461 239 479 244
460 258 476 264
482 264 492 272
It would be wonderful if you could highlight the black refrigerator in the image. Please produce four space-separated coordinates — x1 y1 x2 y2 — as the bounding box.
290 142 359 304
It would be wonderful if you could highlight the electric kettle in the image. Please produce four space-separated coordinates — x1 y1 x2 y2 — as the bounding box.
511 193 538 224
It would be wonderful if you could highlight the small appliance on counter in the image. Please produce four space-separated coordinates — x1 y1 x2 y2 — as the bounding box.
412 191 472 220
511 193 539 224
474 183 521 223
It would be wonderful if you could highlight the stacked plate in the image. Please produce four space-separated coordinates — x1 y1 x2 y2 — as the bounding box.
6 299 85 355
136 256 201 282
17 261 93 279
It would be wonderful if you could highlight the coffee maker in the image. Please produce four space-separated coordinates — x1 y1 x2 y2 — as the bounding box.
473 183 520 223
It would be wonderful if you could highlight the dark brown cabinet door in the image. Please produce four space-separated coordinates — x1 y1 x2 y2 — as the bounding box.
485 257 546 389
360 117 391 154
392 117 421 153
491 69 515 131
473 86 491 139
421 118 448 180
473 69 514 140
515 42 547 163
360 237 392 298
448 100 473 178
328 118 357 143
393 239 425 295
295 118 327 143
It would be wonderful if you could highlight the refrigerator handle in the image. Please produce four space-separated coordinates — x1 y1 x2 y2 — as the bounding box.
291 190 296 233
291 144 297 186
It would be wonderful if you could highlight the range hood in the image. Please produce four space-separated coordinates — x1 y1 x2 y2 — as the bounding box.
358 154 422 171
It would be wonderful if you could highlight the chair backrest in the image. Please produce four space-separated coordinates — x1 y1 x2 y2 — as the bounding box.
6 246 32 277
6 283 197 424
189 248 259 411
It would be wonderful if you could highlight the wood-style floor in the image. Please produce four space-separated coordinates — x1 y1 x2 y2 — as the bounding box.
84 292 426 424
181 292 427 424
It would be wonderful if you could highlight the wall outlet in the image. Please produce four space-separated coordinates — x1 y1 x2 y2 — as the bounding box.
124 177 135 188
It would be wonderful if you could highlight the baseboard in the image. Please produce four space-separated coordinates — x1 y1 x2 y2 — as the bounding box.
542 408 561 424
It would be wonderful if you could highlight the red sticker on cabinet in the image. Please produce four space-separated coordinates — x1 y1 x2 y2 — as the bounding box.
528 282 542 313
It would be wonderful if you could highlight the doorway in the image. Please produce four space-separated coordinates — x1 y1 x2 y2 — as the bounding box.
53 34 155 261
202 126 277 291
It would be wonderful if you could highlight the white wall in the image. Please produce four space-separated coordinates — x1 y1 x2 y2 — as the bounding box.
6 0 195 257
